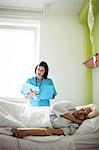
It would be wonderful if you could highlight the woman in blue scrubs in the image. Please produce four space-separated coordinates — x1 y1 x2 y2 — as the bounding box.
21 61 57 106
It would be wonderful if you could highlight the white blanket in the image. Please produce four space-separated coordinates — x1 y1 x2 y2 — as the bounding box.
0 97 99 134
0 98 76 150
0 97 52 128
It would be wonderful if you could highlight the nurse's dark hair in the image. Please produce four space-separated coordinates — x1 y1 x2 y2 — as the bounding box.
35 61 49 79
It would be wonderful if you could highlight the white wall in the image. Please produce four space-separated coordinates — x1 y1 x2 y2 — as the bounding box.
93 68 99 105
40 14 84 105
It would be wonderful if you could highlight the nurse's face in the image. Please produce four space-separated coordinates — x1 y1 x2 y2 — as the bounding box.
36 66 45 80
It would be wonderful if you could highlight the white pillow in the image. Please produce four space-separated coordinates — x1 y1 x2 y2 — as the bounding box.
88 104 99 118
50 100 75 116
74 116 99 135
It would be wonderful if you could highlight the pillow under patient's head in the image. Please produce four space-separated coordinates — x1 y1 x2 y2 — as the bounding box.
87 104 99 118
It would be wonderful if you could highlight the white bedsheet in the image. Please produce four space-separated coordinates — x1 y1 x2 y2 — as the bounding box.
74 116 99 135
0 135 76 150
73 132 99 150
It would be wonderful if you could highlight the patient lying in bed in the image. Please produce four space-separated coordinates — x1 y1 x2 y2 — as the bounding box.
12 104 92 137
50 105 92 136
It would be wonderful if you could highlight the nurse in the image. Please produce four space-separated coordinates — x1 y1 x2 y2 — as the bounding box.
21 61 57 106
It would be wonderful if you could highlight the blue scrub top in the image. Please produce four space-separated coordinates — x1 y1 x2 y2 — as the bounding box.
26 77 57 106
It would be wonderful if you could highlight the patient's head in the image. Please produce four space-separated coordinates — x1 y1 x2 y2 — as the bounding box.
73 107 92 121
84 107 92 115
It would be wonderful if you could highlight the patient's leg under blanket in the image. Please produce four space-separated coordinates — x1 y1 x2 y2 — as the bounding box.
12 128 64 137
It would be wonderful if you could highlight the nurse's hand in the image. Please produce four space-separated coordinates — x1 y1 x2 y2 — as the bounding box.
25 92 39 99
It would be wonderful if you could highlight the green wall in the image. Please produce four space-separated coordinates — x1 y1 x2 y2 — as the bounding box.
78 0 99 104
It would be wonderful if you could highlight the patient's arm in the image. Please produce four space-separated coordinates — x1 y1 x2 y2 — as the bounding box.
60 113 83 124
12 128 64 138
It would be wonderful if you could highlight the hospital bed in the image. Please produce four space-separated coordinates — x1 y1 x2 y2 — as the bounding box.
0 97 99 150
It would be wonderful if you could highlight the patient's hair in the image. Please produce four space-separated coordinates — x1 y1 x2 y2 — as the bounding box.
35 61 49 79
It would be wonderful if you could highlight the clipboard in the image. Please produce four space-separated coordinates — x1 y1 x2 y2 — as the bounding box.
21 83 39 95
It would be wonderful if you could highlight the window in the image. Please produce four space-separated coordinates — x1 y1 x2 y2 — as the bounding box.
0 19 40 98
